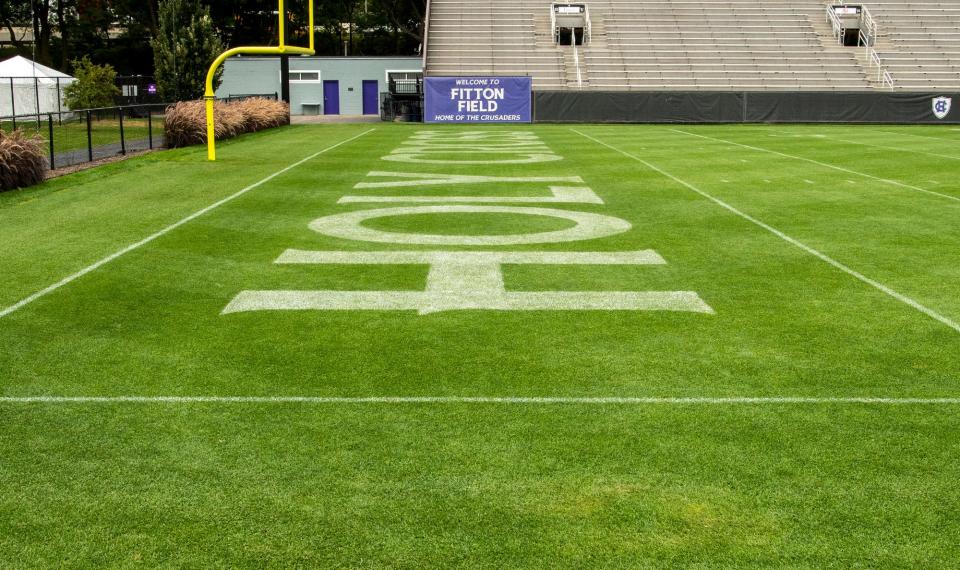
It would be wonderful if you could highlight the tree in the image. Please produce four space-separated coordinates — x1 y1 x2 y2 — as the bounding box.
0 0 32 55
375 0 425 45
62 55 120 109
152 0 225 101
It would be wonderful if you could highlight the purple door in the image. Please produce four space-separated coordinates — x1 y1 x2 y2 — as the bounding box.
323 80 339 115
362 80 379 115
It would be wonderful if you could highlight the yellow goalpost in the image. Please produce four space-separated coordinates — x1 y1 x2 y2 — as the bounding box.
204 0 315 161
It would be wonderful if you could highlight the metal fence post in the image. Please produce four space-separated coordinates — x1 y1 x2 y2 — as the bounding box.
118 107 126 155
35 78 41 129
9 78 15 130
86 111 93 162
47 114 55 170
148 108 153 149
56 78 62 125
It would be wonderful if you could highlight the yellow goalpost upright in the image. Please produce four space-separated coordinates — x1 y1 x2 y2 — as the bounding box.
204 0 315 161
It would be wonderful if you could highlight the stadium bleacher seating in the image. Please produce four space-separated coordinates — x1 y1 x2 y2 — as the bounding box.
865 0 960 89
423 0 960 91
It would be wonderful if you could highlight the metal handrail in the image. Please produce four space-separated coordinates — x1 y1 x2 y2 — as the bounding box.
881 69 894 89
826 5 845 44
866 44 895 89
551 6 557 43
572 28 582 89
861 5 878 38
422 0 432 71
827 5 879 45
584 4 592 44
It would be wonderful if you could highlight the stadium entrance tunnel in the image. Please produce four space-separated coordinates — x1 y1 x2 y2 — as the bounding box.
554 4 587 46
831 5 866 46
557 27 585 46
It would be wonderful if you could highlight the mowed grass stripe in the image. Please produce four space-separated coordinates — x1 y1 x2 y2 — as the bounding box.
572 128 960 334
3 396 960 404
670 128 960 204
4 404 958 566
0 128 375 320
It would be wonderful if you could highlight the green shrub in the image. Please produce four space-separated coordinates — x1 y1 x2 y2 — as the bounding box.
63 57 121 110
0 129 48 191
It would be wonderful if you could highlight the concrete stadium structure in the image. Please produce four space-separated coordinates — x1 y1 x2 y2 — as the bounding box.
217 56 422 116
423 0 960 91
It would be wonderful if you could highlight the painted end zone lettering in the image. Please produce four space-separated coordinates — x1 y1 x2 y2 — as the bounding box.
223 250 714 315
424 77 532 124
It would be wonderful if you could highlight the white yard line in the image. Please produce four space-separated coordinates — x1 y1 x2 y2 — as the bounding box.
1 396 959 404
670 129 960 204
875 129 960 143
571 129 960 334
770 129 960 162
0 129 376 320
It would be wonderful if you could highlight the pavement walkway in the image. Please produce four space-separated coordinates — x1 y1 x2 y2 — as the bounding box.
291 114 381 124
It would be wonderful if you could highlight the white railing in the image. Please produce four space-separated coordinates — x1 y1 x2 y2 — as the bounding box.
826 5 845 45
551 6 557 43
859 28 870 54
861 7 890 87
881 69 894 89
422 0 432 71
867 46 895 89
861 5 878 41
584 5 592 44
827 5 879 45
572 28 582 89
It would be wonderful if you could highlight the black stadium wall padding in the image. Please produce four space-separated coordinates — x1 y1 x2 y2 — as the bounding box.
533 91 960 124
534 91 745 123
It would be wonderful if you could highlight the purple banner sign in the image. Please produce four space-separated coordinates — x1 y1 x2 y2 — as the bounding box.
424 76 532 123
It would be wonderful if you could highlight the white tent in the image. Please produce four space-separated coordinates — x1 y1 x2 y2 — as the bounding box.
0 55 75 118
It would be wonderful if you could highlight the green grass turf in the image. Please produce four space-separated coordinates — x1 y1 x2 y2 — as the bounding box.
1 123 959 566
3 115 156 154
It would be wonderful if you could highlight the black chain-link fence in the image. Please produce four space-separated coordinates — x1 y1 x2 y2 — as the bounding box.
1 103 170 170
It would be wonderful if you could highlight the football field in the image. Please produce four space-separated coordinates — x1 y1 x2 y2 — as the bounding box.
2 123 959 567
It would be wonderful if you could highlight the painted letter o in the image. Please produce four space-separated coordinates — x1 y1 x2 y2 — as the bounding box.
309 205 631 245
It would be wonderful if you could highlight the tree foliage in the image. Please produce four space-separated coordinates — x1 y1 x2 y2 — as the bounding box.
0 0 426 76
152 0 225 101
62 55 121 109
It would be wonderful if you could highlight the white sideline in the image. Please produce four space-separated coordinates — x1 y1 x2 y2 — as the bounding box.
670 129 960 204
0 129 376 320
571 129 960 334
1 396 960 404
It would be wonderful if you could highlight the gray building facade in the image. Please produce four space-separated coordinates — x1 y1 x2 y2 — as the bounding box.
216 56 422 116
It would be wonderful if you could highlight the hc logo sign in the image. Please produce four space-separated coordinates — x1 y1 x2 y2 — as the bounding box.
932 96 952 120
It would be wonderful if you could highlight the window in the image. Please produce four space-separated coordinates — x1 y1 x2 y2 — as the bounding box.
289 71 321 82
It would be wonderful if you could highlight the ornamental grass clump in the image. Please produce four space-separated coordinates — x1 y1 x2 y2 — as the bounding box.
0 129 48 191
164 98 290 148
234 97 290 132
